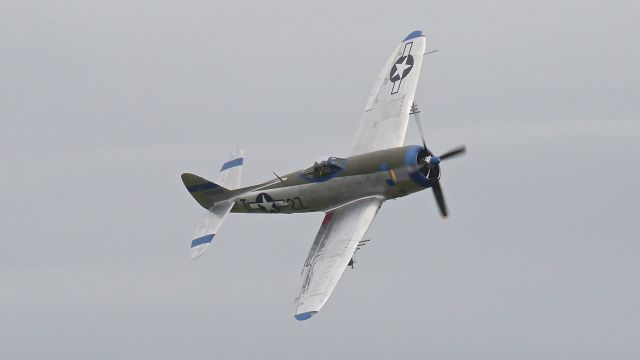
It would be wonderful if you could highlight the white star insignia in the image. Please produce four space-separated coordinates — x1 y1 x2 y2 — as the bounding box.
258 196 277 212
392 57 411 80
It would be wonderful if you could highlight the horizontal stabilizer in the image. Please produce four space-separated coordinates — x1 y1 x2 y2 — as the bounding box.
191 202 234 259
183 148 245 259
216 148 244 190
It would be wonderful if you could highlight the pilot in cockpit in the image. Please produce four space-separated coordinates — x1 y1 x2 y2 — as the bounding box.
313 162 321 177
304 157 346 179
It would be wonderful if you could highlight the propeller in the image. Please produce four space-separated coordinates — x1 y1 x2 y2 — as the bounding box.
439 146 466 160
431 181 448 217
411 102 429 152
410 102 465 218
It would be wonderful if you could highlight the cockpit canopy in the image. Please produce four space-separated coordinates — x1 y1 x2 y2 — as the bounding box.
301 157 347 179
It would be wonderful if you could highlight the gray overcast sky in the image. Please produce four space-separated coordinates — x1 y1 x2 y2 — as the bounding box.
1 0 639 358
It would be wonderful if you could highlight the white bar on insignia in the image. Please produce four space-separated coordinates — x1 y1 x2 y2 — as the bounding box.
391 80 401 94
401 42 413 56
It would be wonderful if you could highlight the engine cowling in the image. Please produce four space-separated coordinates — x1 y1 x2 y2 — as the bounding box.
403 145 437 188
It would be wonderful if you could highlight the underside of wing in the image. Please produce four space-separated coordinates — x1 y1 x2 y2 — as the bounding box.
294 196 383 320
350 30 426 156
190 201 233 259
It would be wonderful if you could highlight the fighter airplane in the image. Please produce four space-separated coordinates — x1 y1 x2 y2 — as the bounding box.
181 30 465 320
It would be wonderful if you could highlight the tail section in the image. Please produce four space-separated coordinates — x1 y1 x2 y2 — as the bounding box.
182 148 245 259
181 148 245 210
181 173 229 210
190 202 233 259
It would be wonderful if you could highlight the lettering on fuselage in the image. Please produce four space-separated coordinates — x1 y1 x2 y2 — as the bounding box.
240 193 309 213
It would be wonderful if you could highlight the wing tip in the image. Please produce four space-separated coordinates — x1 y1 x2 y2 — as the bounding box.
294 311 317 321
403 30 424 41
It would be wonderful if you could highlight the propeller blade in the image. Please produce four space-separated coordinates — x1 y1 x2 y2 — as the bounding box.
411 103 431 154
439 146 466 160
432 181 448 218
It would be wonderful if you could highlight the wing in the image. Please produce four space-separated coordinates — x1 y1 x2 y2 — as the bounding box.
294 196 383 320
350 30 426 156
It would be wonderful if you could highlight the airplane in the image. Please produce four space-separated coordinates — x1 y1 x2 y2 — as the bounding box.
181 30 465 321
